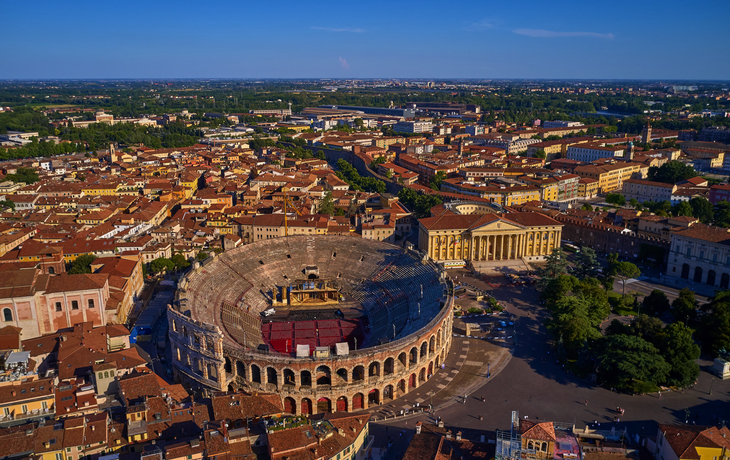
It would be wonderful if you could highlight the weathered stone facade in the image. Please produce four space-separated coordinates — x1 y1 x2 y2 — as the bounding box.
168 235 453 414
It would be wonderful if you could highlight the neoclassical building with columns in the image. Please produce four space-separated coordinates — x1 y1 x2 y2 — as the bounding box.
418 202 563 266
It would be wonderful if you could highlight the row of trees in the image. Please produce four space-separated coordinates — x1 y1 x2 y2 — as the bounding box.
335 159 386 194
397 187 443 218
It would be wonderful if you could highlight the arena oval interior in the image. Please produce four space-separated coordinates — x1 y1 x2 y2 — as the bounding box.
168 235 454 415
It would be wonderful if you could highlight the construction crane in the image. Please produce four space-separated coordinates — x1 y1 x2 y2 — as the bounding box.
283 191 304 237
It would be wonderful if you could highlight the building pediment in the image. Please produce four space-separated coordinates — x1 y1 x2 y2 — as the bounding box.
471 219 525 234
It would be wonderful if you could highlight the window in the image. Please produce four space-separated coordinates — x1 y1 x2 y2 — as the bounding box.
700 251 704 260
56 302 62 312
104 371 109 378
686 248 691 257
2 308 12 322
42 401 48 409
56 454 63 460
714 254 718 262
71 301 79 310
21 404 28 413
98 372 103 380
88 299 94 309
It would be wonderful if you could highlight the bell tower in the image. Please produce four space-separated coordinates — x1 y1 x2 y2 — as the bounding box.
641 121 652 145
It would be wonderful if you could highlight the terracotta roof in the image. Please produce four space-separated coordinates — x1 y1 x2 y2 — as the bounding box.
520 420 557 442
675 224 730 245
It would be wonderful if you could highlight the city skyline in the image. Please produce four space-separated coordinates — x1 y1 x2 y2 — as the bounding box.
2 0 729 80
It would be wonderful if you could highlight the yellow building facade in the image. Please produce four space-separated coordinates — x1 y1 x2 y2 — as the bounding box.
418 206 562 264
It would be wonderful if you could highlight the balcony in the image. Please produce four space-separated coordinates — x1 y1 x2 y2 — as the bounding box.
128 419 148 436
0 408 55 427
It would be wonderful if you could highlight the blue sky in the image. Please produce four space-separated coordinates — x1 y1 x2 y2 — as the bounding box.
2 0 729 80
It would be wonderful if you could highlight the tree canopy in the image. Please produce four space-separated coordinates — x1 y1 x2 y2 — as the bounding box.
648 161 698 184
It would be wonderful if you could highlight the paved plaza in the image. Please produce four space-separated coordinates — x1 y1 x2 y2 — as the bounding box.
368 268 730 460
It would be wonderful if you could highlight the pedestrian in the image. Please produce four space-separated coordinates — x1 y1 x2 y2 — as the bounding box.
584 400 588 406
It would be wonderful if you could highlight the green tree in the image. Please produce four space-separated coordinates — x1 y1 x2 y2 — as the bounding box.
628 314 664 344
642 289 671 317
671 288 697 324
542 275 579 305
68 254 97 274
196 251 210 261
580 203 593 211
149 257 175 274
0 200 15 211
572 247 601 279
171 253 190 270
613 261 641 296
5 167 40 184
672 201 693 217
533 149 546 159
697 291 730 356
430 171 447 191
689 197 714 223
596 334 671 392
318 192 335 215
605 193 626 206
658 322 700 388
538 248 569 287
546 296 602 358
714 201 730 227
648 161 698 184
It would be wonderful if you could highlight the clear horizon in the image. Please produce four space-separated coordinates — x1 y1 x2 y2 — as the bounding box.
2 0 729 80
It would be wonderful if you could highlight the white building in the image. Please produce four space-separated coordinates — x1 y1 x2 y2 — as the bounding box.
542 121 583 128
393 121 434 134
566 144 625 162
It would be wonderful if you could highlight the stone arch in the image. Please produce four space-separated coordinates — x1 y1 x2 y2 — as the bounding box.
681 263 690 279
301 398 312 415
284 397 296 414
429 336 435 355
224 357 232 374
352 365 365 381
398 352 407 367
397 379 406 395
368 388 380 406
352 392 365 410
266 367 278 386
383 384 394 402
301 370 312 387
336 367 348 383
316 397 331 413
409 373 417 389
251 364 261 383
182 325 188 339
228 383 235 392
419 367 426 383
722 273 730 290
208 363 219 381
694 266 703 283
316 365 331 386
409 347 418 365
336 396 348 412
368 361 380 378
436 328 442 348
428 361 434 377
420 341 428 359
707 270 716 286
384 358 394 375
283 368 296 386
236 361 246 379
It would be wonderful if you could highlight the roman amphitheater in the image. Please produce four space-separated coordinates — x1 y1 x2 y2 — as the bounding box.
168 235 454 415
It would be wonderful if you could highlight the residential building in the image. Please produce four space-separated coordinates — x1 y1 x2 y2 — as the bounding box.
622 179 677 203
566 144 625 162
653 424 730 460
393 121 434 134
667 224 730 288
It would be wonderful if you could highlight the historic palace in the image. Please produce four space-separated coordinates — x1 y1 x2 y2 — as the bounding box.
417 202 563 267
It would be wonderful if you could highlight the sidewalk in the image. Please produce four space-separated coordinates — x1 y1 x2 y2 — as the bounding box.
366 334 513 420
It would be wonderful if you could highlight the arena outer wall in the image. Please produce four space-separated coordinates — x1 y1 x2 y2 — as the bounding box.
167 239 454 415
